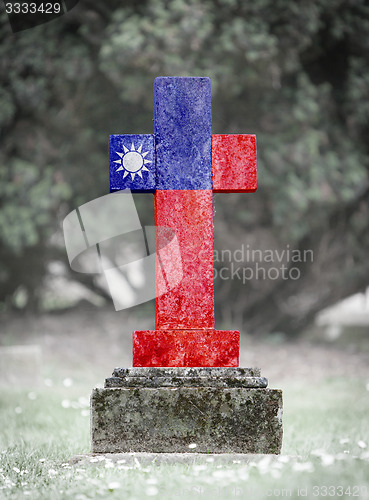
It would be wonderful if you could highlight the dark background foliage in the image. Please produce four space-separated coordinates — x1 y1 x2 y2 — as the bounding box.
1 0 369 335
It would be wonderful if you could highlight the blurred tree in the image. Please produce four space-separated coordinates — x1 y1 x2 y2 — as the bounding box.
0 0 368 334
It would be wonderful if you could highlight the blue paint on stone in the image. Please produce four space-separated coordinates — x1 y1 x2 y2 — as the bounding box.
154 77 212 190
109 134 156 193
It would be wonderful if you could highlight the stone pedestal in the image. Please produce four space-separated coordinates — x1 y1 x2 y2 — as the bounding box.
91 368 283 454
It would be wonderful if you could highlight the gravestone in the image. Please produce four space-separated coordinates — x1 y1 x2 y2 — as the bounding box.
91 77 283 453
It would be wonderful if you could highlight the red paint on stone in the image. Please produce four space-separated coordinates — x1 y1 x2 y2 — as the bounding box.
212 134 257 193
133 330 239 367
155 190 214 330
155 226 183 297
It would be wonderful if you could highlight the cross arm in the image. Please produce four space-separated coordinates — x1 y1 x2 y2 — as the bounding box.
109 134 156 193
212 134 257 193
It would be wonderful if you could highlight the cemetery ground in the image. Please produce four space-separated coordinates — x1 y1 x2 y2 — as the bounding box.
1 305 369 499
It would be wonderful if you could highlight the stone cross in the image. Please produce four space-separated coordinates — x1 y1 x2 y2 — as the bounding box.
109 77 257 367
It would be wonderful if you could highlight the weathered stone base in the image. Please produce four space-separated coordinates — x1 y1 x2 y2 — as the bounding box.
91 368 283 454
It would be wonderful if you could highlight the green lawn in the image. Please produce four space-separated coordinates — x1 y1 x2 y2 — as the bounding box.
1 377 368 499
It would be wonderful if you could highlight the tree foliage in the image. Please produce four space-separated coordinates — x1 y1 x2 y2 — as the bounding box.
0 0 369 333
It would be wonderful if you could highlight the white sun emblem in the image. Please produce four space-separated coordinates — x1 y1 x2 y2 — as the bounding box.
114 143 151 180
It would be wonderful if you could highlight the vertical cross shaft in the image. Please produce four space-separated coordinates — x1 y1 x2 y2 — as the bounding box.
154 77 214 331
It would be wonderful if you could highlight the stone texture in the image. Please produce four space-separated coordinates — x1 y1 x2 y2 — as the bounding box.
91 384 283 454
105 375 268 388
109 134 155 192
154 77 212 190
155 190 214 330
133 330 239 367
113 367 261 377
212 134 257 193
106 368 266 388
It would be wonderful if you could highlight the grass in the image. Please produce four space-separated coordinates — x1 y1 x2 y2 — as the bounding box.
0 377 369 499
